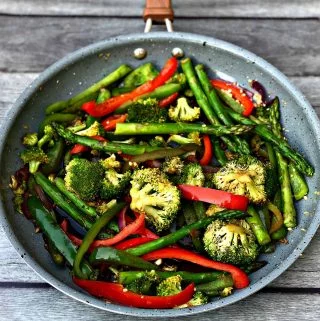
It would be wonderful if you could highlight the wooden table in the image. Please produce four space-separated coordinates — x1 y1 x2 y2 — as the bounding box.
1 1 320 320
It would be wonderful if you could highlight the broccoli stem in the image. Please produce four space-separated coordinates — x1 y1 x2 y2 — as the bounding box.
53 123 163 155
195 64 251 155
246 205 271 245
45 65 132 114
195 274 234 296
54 177 97 218
126 210 247 256
225 108 314 176
114 123 253 136
34 172 93 230
118 270 227 286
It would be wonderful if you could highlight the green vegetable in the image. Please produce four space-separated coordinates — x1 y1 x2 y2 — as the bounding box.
271 225 288 240
161 156 184 175
28 196 95 278
65 158 104 201
213 155 267 204
89 247 157 271
73 201 126 279
127 98 168 123
111 86 134 96
195 274 233 297
129 168 180 232
125 270 159 295
123 63 158 88
47 239 65 266
100 169 131 199
114 122 253 136
167 132 201 146
22 133 38 146
42 139 65 175
75 121 104 137
126 210 247 256
38 125 55 148
45 64 132 114
34 172 93 229
181 292 209 307
54 177 97 218
53 123 163 155
216 88 244 114
39 114 78 134
96 88 111 103
203 219 259 265
288 163 309 200
168 97 201 122
179 163 205 187
20 147 48 174
213 139 227 165
156 275 182 296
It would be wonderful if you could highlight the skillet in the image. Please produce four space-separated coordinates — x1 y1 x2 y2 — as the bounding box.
0 0 320 317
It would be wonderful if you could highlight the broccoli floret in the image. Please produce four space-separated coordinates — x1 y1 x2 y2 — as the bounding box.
100 169 131 200
124 63 159 88
20 147 48 174
65 158 104 201
206 204 225 216
9 175 27 214
156 275 182 296
203 219 259 265
100 154 121 170
220 287 233 297
22 133 38 147
167 132 201 146
76 121 104 137
179 163 205 187
130 168 180 232
178 292 209 308
67 121 87 133
149 136 166 147
127 98 168 123
38 125 55 148
167 73 187 86
168 97 200 122
213 155 267 204
126 270 159 295
162 157 184 175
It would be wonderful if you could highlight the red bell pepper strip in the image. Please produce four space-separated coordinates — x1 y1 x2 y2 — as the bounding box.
126 213 159 239
114 237 155 250
60 220 83 246
70 135 107 155
142 247 249 289
211 79 255 117
199 135 213 166
89 214 145 249
82 57 178 117
178 184 249 211
159 92 179 108
101 114 127 131
73 277 195 308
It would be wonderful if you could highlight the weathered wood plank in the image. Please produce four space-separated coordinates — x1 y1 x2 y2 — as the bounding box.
1 225 320 287
0 17 319 76
1 287 320 321
0 0 319 18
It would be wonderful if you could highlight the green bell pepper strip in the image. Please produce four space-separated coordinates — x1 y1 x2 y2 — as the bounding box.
89 247 157 271
54 177 97 218
73 201 125 279
34 172 93 230
28 196 95 279
41 139 65 175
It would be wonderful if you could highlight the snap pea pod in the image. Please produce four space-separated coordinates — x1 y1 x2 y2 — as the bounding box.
72 201 126 279
126 210 247 257
118 270 227 285
45 64 132 114
89 247 157 271
54 177 97 218
41 139 65 175
34 172 93 230
28 196 95 279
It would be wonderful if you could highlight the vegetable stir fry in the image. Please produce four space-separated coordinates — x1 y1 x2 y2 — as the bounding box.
10 56 313 309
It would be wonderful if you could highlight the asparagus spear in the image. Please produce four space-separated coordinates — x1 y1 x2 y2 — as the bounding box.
180 58 245 158
45 64 132 114
225 108 314 176
195 64 251 155
114 123 253 136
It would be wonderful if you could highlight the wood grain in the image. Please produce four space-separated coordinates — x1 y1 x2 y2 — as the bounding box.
0 0 319 18
1 287 320 321
0 17 319 76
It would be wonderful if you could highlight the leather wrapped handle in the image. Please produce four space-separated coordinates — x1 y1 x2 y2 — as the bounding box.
143 0 174 23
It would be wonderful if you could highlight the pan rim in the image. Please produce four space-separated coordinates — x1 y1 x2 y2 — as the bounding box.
1 31 320 317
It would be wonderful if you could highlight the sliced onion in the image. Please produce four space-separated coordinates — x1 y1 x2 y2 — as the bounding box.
15 166 29 185
251 80 267 103
201 165 220 173
144 160 162 168
34 184 53 211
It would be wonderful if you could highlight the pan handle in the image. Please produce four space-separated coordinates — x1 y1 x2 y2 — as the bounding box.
143 0 174 32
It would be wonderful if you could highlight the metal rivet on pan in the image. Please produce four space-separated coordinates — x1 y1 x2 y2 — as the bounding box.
133 48 147 59
171 47 184 58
